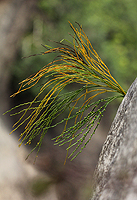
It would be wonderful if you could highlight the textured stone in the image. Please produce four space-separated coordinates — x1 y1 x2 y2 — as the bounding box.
91 78 137 200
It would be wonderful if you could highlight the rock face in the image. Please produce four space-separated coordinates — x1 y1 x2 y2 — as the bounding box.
91 78 137 200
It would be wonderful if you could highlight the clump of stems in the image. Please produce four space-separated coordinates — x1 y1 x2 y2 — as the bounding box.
5 22 126 163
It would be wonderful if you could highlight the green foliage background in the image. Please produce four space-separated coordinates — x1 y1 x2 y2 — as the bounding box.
10 0 137 131
11 0 137 95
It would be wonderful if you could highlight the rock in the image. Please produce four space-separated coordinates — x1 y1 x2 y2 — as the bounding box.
91 78 137 200
0 118 57 200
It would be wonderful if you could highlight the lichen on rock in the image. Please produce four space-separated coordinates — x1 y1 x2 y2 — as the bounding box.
91 78 137 200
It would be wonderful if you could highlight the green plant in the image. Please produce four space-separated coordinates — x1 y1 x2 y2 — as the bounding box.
5 22 126 164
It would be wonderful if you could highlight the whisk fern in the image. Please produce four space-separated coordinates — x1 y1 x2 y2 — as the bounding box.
5 22 126 163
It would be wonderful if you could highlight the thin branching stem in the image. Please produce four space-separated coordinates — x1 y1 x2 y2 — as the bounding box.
4 22 126 163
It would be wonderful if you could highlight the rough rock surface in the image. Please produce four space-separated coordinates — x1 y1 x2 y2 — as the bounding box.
91 78 137 200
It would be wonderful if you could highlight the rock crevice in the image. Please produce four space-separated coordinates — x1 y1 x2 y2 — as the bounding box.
91 78 137 200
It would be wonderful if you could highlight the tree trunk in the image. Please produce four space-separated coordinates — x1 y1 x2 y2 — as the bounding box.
0 0 38 115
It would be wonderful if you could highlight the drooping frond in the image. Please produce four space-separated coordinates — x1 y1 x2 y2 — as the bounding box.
5 22 126 163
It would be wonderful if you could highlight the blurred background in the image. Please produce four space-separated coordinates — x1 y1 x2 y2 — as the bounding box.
0 0 137 199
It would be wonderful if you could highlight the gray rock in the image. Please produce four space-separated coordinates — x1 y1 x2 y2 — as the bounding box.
91 78 137 200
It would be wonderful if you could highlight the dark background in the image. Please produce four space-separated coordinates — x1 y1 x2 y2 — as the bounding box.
0 0 137 199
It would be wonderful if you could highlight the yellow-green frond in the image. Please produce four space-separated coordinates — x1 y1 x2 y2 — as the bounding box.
4 22 126 163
